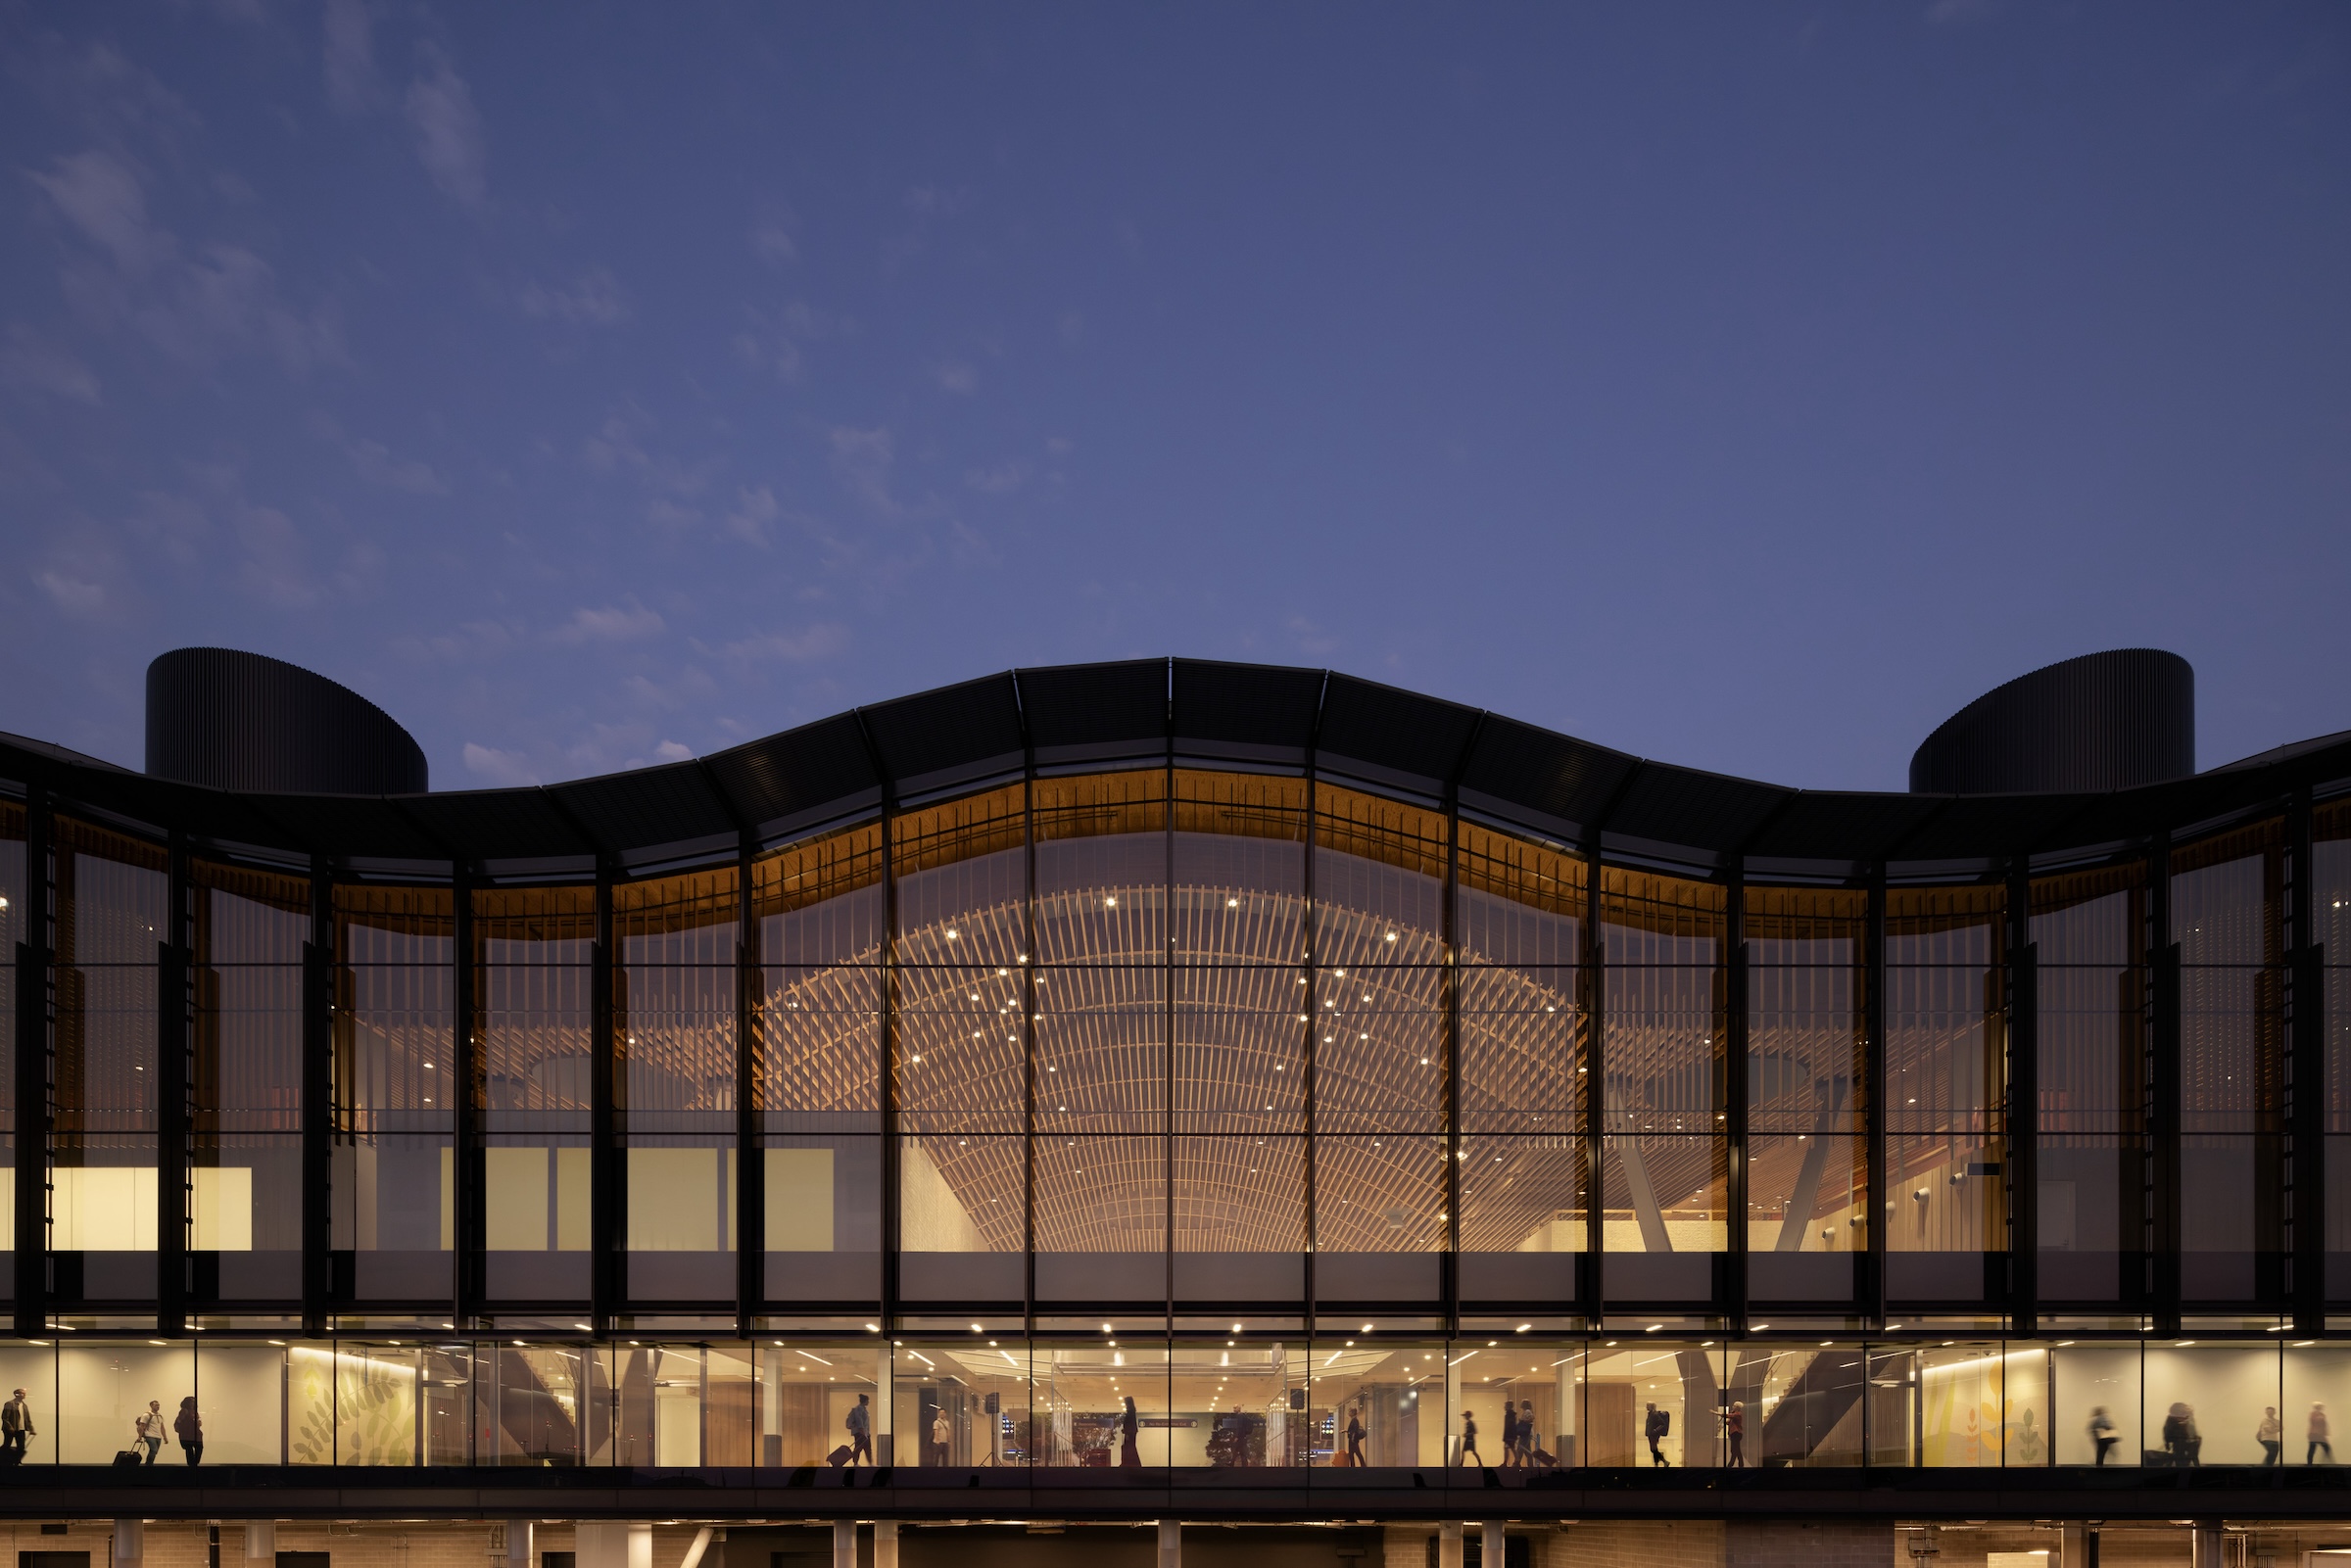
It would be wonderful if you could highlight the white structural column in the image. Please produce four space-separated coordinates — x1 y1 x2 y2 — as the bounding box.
1436 1522 1464 1568
2190 1523 2223 1568
240 1525 274 1567
1481 1521 1506 1567
832 1520 857 1568
506 1521 535 1568
1156 1519 1180 1568
111 1521 142 1568
576 1523 652 1568
873 1521 898 1568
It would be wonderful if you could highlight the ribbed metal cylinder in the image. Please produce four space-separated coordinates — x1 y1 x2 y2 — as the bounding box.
1908 647 2194 794
145 646 428 794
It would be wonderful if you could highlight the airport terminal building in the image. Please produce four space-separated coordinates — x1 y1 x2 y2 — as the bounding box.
0 646 2347 1568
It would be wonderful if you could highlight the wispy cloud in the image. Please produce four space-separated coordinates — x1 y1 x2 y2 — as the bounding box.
520 266 629 325
0 325 101 404
29 149 343 375
461 741 537 786
964 460 1024 495
723 484 778 545
322 0 380 114
551 602 665 644
405 43 486 208
751 205 797 265
720 622 849 663
931 359 977 394
310 412 444 493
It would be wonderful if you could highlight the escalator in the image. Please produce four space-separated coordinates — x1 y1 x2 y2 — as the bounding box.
1749 1348 1865 1467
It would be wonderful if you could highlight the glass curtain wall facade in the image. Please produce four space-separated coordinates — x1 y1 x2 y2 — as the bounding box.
0 753 2345 1477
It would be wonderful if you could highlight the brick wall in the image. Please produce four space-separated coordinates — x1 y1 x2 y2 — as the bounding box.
1725 1521 1894 1568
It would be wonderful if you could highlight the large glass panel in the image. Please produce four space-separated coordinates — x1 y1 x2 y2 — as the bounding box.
1033 771 1166 964
1172 770 1307 965
759 960 881 1302
1456 823 1582 970
1174 967 1304 1132
1721 1341 1865 1467
2172 822 2285 1303
759 822 886 969
1582 1342 1721 1467
617 868 738 1303
1036 1335 1170 1466
892 785 1026 968
333 884 454 1303
1314 966 1444 1131
190 860 309 1304
2140 1342 2279 1466
1312 1337 1447 1468
2051 1341 2140 1466
1917 1342 2004 1466
1034 1134 1164 1302
1458 1133 1582 1304
1601 872 1726 1302
479 1341 591 1465
52 820 167 1301
1172 1337 1302 1466
1314 1133 1444 1303
893 1339 1032 1467
2322 800 2351 1299
896 1132 1023 1302
896 968 1025 1131
1748 888 1866 1302
196 1340 297 1463
2284 1342 2351 1466
1450 1335 1576 1470
57 1340 193 1463
2033 865 2147 1306
1885 884 2005 1303
1314 784 1445 966
763 1340 889 1467
1173 1133 1304 1301
475 885 595 1304
1036 966 1163 1131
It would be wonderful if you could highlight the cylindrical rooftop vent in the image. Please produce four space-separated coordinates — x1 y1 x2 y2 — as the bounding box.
1908 648 2193 795
145 646 429 794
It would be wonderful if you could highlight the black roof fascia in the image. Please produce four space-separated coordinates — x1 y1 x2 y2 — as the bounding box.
1457 716 1642 844
702 712 883 844
1313 672 1483 798
547 762 739 869
1014 659 1170 767
1602 764 1789 861
1171 658 1323 766
397 787 597 864
859 671 1025 800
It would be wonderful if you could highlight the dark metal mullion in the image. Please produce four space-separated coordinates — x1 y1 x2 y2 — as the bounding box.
2150 833 2180 1334
157 830 190 1334
2291 784 2325 1332
453 865 478 1325
736 832 760 1339
1864 866 1887 1332
864 719 900 1337
1724 863 1748 1333
1024 743 1039 1330
1302 749 1320 1326
1442 787 1462 1335
2009 858 2038 1335
302 859 331 1337
1584 844 1605 1302
592 861 616 1335
13 784 51 1337
1160 739 1173 1317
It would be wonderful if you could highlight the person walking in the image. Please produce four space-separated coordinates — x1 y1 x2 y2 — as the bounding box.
1645 1402 1671 1466
1726 1401 1746 1468
135 1400 163 1464
1516 1401 1537 1467
2088 1405 2116 1466
2259 1406 2282 1466
1500 1401 1520 1469
2311 1402 2334 1464
1458 1407 1481 1466
1119 1396 1140 1469
844 1393 873 1466
1344 1403 1366 1468
0 1388 34 1464
173 1398 203 1466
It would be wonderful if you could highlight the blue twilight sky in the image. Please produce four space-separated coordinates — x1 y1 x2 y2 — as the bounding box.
2 2 2346 795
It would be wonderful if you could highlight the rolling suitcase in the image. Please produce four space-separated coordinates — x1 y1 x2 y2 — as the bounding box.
826 1445 853 1468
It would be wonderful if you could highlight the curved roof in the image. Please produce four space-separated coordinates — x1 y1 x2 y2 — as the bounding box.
4 656 2345 876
